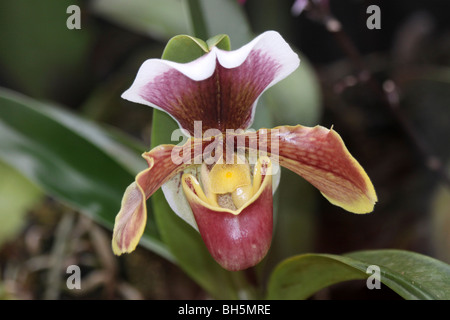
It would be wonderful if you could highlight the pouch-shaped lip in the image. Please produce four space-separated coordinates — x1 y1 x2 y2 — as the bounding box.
181 157 274 271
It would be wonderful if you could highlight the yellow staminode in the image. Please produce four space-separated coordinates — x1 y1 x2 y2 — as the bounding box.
208 157 252 194
182 156 272 214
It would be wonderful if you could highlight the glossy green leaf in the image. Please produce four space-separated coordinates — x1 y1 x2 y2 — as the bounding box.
207 34 231 51
347 250 450 299
0 88 172 261
161 34 230 64
0 160 42 246
267 249 450 300
162 35 208 63
91 0 188 40
431 176 450 264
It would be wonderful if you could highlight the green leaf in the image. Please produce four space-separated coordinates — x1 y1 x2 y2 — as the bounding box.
267 249 450 300
162 35 208 63
431 179 450 264
207 34 231 51
0 160 42 246
91 0 188 41
0 88 172 261
347 250 450 300
161 34 230 63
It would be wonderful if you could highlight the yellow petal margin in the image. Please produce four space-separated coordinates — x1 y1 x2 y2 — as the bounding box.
112 180 147 255
241 125 377 213
112 144 191 255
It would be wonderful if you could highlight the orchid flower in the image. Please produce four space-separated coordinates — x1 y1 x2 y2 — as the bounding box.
112 31 377 271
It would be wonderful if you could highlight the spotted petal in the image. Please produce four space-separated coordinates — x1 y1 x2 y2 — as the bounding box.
238 125 377 213
112 144 192 254
121 30 300 136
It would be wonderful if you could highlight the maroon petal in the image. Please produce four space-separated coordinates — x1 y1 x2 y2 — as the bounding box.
238 125 377 213
112 143 195 255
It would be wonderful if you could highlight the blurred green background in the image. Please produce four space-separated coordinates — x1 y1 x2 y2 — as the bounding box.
0 0 449 299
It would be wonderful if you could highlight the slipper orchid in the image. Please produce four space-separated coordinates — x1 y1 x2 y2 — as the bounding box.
112 31 377 271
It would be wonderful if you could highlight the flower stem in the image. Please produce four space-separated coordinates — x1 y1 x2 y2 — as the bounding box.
230 270 260 300
186 0 209 40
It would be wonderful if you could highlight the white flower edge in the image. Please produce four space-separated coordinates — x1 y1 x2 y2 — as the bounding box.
121 30 300 135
